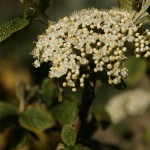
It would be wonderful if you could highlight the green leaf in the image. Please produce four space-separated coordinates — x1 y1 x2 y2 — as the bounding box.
52 102 78 126
118 0 143 12
114 79 127 90
124 56 147 86
0 102 18 131
40 78 57 107
23 0 37 18
23 0 51 19
0 102 17 118
0 17 29 43
19 106 55 132
118 0 134 11
61 125 77 146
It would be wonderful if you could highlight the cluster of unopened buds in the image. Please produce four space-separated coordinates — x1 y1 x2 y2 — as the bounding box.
31 8 150 92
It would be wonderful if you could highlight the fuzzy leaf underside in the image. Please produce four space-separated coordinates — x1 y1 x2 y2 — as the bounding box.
0 17 29 43
19 106 55 132
61 125 77 146
40 78 57 107
52 102 78 126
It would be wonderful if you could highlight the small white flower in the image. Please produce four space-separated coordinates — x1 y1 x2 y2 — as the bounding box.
31 8 150 90
33 59 40 68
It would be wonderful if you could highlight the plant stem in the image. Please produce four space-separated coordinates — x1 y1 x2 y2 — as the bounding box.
74 65 96 133
16 82 26 114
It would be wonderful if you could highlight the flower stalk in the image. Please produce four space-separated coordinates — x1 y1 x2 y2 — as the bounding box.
75 63 96 133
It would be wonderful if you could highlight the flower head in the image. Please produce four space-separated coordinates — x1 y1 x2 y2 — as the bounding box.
31 8 150 91
106 88 150 123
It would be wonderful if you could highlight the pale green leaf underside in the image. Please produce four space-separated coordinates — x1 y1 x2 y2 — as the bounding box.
61 125 77 146
52 102 78 126
19 107 55 132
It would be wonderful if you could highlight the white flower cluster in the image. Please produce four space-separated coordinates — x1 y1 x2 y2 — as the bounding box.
134 29 150 58
105 88 150 124
31 8 150 91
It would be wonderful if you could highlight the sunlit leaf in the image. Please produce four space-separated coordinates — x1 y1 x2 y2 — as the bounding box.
61 125 77 146
19 106 55 132
0 18 29 43
52 102 78 126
